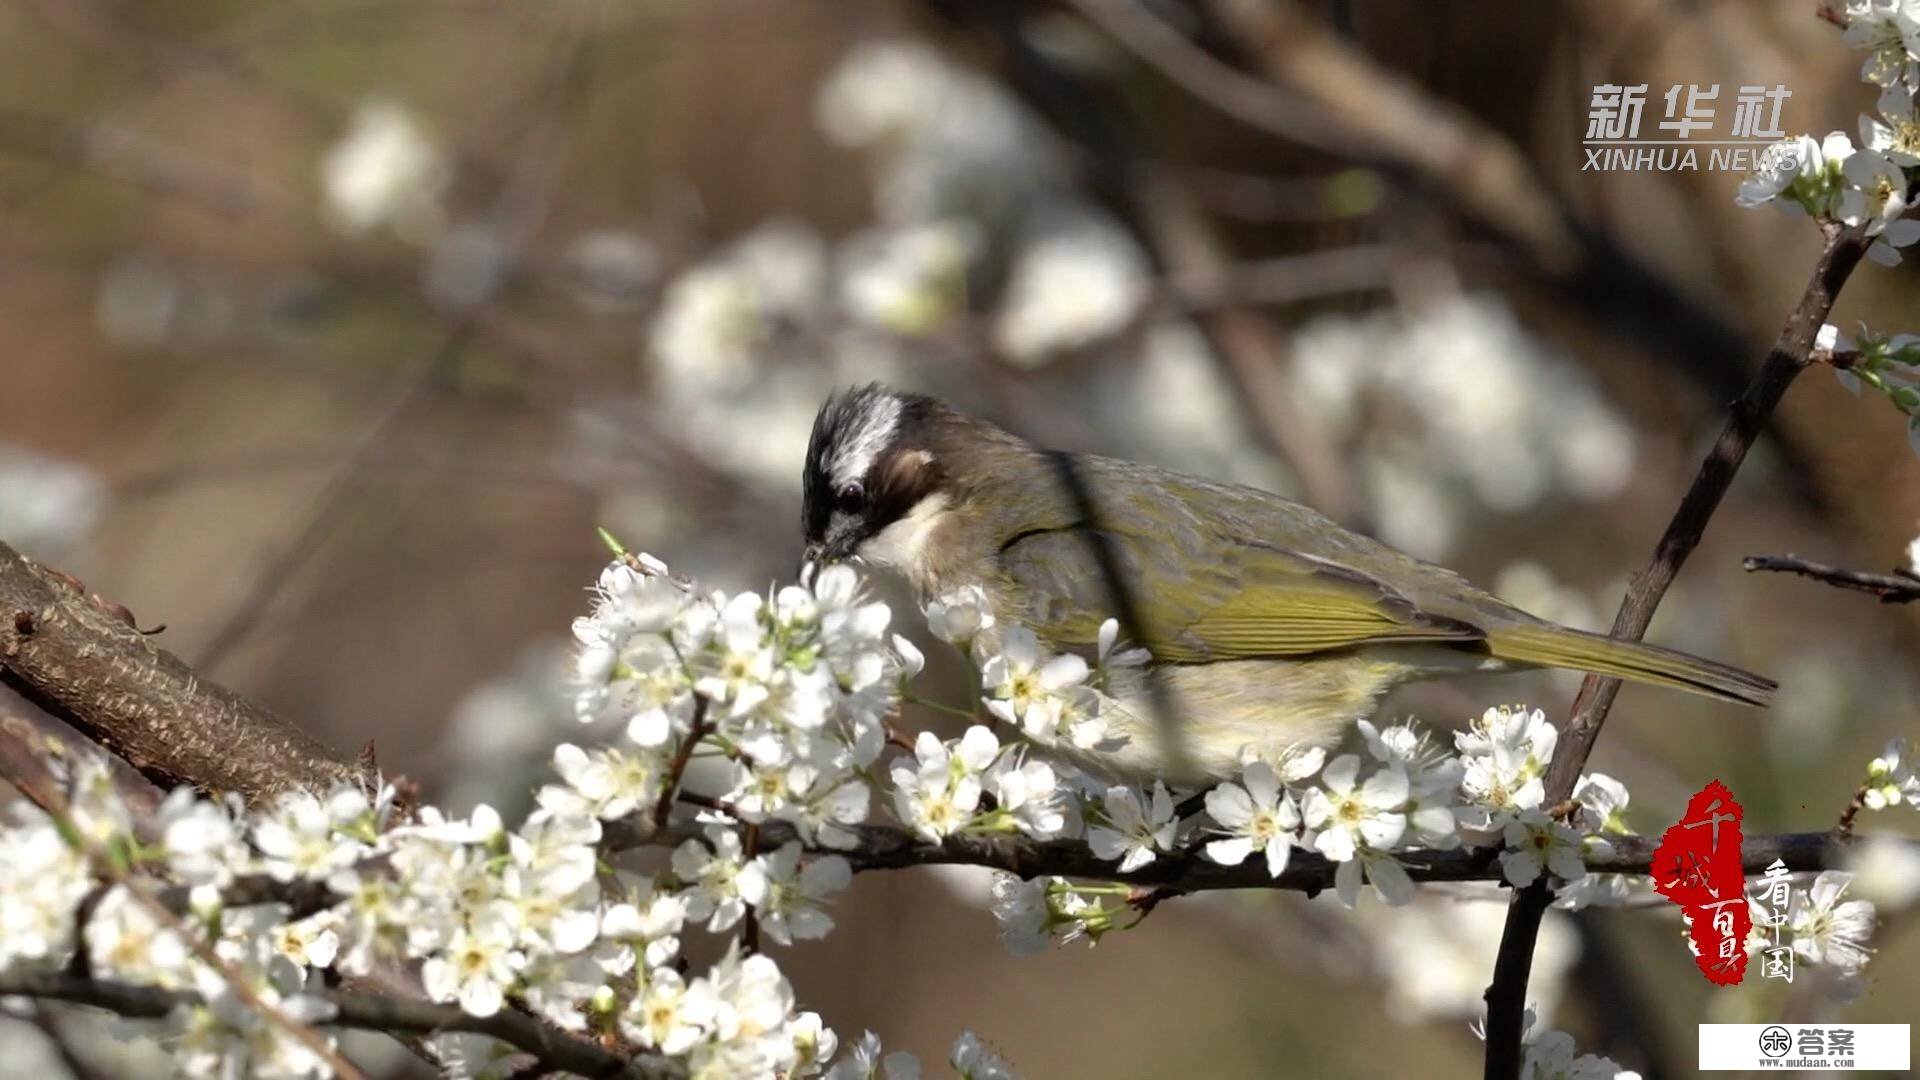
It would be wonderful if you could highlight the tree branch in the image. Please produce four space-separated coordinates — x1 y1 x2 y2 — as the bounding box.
1063 0 1770 409
1742 554 1920 604
0 971 651 1080
0 541 373 802
627 814 1880 896
1482 222 1874 1080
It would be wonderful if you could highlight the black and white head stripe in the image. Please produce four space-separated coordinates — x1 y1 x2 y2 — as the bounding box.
807 384 908 491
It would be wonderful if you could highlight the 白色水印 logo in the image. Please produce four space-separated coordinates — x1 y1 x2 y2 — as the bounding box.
1584 83 1794 171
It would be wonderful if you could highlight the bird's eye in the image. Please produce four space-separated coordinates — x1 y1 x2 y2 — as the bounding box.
835 482 864 510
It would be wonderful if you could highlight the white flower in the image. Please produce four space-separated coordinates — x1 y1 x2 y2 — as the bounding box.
154 786 247 889
1369 897 1581 1023
1456 706 1555 829
270 912 342 972
86 886 193 988
783 769 873 850
1840 146 1914 238
1543 768 1635 903
0 813 93 973
1086 782 1176 872
924 585 996 645
672 825 753 932
648 222 823 401
788 1011 841 1077
1845 834 1920 909
815 41 958 147
1861 83 1920 166
1736 137 1811 208
1302 754 1408 862
1456 705 1558 760
428 1032 533 1079
1523 1026 1640 1080
739 843 852 946
987 874 1052 956
1202 762 1301 878
993 215 1149 363
984 753 1068 839
543 742 664 821
892 634 926 680
63 755 133 846
696 592 777 718
703 942 797 1056
321 100 447 238
599 885 687 973
950 1030 1018 1080
889 728 997 842
1333 847 1415 908
500 862 600 959
1789 871 1877 975
1094 618 1151 673
421 910 526 1017
1357 719 1425 768
1863 737 1919 810
1908 533 1920 575
0 444 104 554
1500 811 1588 888
251 789 370 882
1842 0 1920 88
622 966 718 1055
826 1031 922 1080
979 627 1089 739
1240 742 1327 785
1867 216 1920 267
838 220 979 335
1478 1007 1641 1080
1570 772 1631 834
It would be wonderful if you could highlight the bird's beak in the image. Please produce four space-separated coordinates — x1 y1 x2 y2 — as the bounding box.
798 542 825 578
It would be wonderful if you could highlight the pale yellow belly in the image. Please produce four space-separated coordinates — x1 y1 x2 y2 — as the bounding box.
1054 647 1500 787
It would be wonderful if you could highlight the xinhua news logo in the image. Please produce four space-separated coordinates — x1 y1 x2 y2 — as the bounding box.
1699 1023 1911 1070
1583 83 1794 171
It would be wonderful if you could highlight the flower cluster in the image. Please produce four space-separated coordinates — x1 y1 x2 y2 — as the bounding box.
1737 2 1920 269
1476 1007 1641 1080
907 585 1657 940
920 620 1655 949
2 546 1900 1075
1856 736 1920 813
567 555 901 850
1822 323 1920 458
0 556 1013 1080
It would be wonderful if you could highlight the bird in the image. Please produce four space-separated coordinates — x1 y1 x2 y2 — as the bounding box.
799 384 1775 785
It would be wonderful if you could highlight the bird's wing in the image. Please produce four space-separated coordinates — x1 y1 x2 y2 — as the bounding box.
998 527 1486 662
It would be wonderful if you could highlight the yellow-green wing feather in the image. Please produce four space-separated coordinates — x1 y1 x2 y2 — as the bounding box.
997 527 1484 662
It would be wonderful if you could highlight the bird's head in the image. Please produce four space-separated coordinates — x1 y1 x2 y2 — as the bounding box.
801 384 952 570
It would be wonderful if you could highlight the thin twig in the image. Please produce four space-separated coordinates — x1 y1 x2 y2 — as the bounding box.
740 822 762 956
194 319 477 672
1482 221 1873 1080
1834 780 1873 841
0 972 649 1079
1743 554 1920 604
651 696 711 833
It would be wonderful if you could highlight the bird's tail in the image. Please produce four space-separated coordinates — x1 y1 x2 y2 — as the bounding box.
1487 624 1775 707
